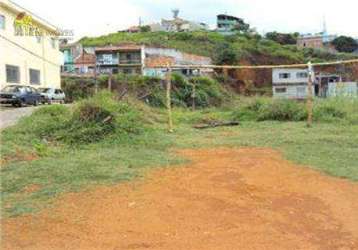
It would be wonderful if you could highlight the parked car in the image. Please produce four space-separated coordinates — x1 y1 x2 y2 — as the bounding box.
0 85 42 107
38 88 66 104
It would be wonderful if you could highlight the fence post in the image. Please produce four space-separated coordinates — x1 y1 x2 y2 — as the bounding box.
191 80 196 111
166 66 174 133
108 73 112 91
307 61 314 127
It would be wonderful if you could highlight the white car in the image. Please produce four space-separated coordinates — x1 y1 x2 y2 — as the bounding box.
38 88 66 104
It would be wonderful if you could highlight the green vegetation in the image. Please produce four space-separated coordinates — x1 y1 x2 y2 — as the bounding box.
62 73 231 108
80 31 357 65
1 94 357 218
332 36 358 53
231 97 358 123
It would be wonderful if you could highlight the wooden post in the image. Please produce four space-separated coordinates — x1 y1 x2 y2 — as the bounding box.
166 66 174 133
223 68 229 84
191 80 196 111
307 62 314 127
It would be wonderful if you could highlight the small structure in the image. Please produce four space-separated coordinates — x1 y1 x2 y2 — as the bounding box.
94 44 212 78
297 20 337 52
149 9 208 32
272 68 314 99
216 14 246 35
60 41 95 75
327 82 358 97
273 69 357 98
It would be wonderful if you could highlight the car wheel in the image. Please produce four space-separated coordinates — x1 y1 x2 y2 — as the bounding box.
17 101 23 107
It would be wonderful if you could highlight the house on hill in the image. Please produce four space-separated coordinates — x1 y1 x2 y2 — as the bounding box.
272 68 357 99
94 44 212 77
149 9 208 32
60 41 95 75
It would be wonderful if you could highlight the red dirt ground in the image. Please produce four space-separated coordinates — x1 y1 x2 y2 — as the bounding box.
2 148 358 250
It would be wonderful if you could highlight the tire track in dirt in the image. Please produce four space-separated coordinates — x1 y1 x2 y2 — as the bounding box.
2 148 358 250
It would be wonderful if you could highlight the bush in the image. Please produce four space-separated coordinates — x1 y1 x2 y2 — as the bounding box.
171 73 228 108
232 97 357 123
58 91 143 144
257 99 307 121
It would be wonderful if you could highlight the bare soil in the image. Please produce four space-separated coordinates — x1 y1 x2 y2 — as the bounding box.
2 148 358 250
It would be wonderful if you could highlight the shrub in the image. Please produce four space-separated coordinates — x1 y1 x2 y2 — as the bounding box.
257 99 307 121
58 91 143 144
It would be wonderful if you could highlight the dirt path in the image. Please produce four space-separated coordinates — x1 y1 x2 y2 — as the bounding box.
2 148 358 250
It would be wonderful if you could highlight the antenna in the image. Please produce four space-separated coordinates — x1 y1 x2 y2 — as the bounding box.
172 9 179 19
322 15 327 34
139 17 142 27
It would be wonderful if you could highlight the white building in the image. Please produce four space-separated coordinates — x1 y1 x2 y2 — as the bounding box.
0 0 62 89
272 68 315 99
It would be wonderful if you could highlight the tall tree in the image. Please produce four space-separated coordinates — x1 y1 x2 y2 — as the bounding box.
265 32 298 45
332 36 358 53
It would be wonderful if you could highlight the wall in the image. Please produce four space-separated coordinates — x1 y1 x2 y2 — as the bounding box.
0 2 62 89
273 85 315 99
328 82 358 97
272 68 311 84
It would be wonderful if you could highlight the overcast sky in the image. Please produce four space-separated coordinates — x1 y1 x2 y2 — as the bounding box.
12 0 358 40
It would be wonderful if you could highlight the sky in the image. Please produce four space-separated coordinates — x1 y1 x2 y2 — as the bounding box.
11 0 358 41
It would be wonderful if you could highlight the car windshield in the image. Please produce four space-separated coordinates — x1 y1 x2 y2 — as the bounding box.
38 88 51 93
1 86 23 93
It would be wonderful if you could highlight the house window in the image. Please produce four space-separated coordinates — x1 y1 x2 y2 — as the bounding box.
50 38 57 49
36 36 42 43
0 15 5 29
279 73 291 79
275 87 287 93
297 72 308 78
6 65 20 83
29 69 40 85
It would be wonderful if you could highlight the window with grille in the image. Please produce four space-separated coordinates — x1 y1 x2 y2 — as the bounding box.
29 69 40 85
6 65 20 83
0 15 5 29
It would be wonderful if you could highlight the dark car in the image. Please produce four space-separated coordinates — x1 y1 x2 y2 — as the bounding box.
0 85 42 107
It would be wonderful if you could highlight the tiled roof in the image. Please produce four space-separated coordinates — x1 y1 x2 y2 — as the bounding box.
74 52 95 65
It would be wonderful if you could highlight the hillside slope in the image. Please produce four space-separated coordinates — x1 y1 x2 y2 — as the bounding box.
80 31 357 65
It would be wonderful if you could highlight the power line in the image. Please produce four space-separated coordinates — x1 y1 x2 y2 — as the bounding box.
156 59 358 70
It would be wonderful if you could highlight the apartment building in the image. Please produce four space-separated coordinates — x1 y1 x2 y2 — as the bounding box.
0 0 62 89
94 44 212 78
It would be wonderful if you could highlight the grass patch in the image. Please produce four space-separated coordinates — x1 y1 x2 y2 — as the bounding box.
1 96 357 218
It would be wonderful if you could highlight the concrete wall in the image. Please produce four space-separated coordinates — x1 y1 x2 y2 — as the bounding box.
273 85 315 99
0 1 62 89
272 68 312 84
328 82 358 97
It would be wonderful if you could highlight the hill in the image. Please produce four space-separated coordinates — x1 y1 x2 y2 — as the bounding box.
80 31 357 65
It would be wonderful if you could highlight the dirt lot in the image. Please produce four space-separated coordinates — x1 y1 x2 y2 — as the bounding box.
2 148 358 250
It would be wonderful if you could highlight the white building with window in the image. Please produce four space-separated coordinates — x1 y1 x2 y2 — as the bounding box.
272 68 315 99
0 0 62 89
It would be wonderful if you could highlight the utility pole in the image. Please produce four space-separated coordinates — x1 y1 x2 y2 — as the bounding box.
307 61 314 127
166 66 174 133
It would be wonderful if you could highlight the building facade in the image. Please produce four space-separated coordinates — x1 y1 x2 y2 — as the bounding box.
272 68 315 99
297 33 337 52
217 14 245 35
0 0 62 89
60 41 95 75
94 44 212 78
